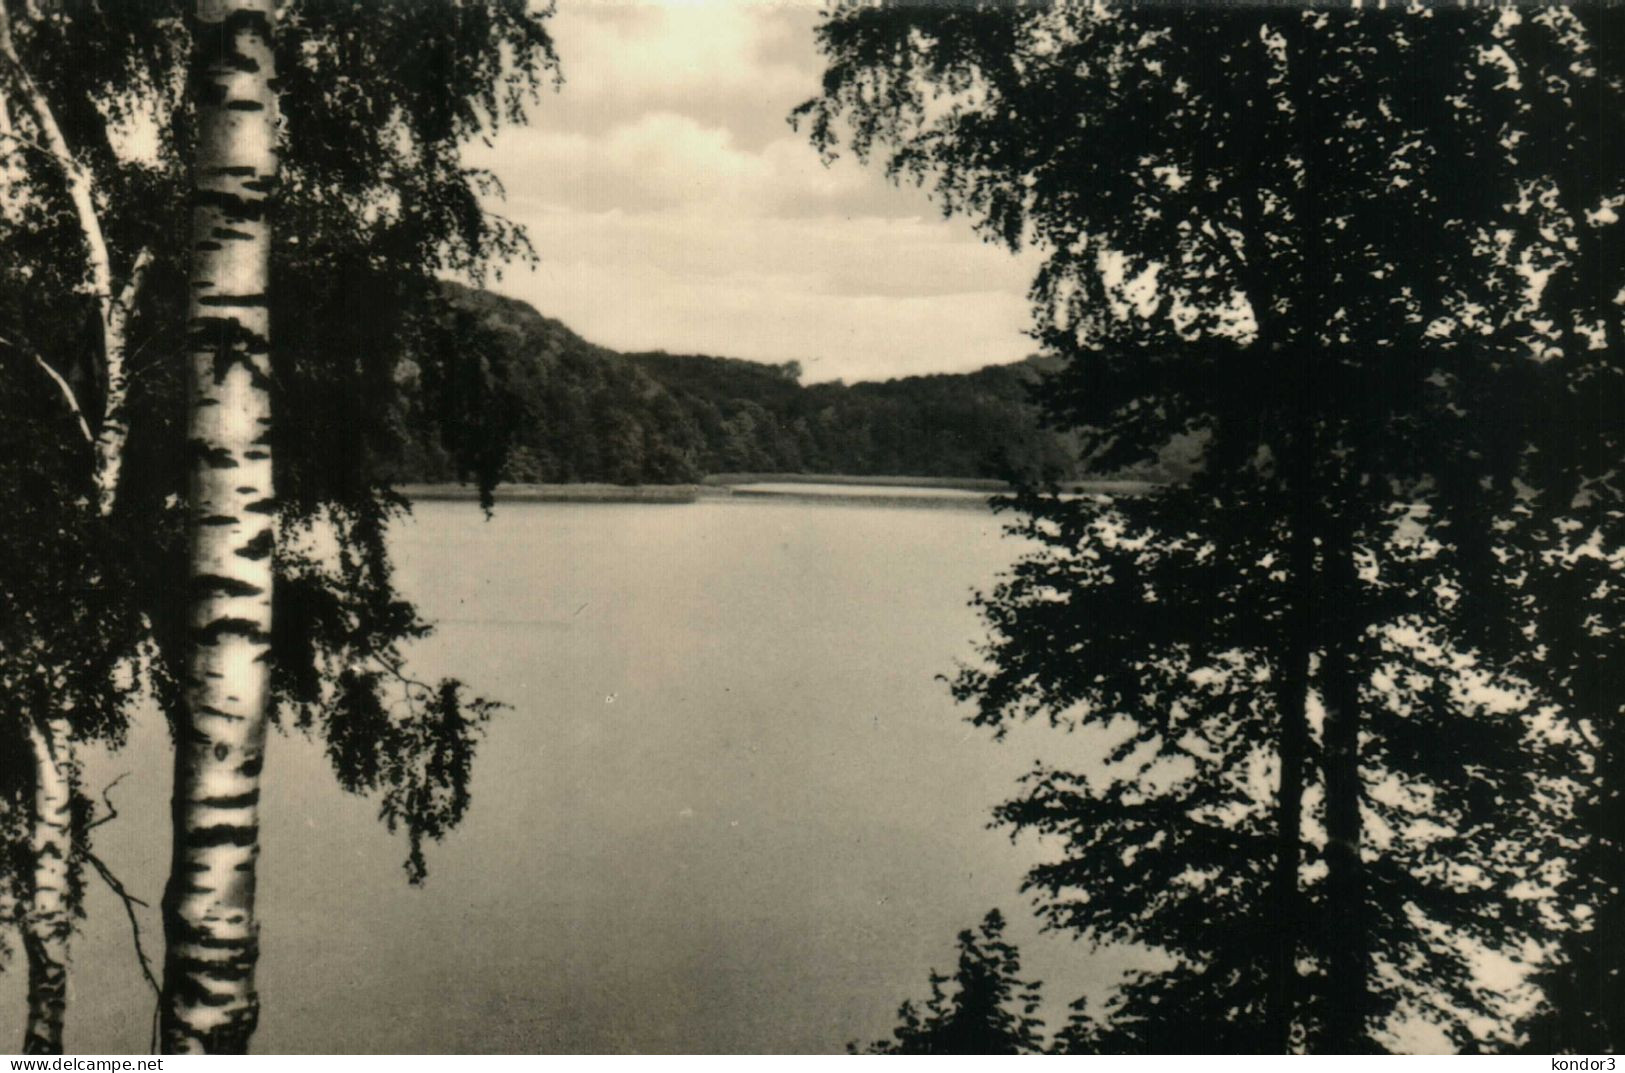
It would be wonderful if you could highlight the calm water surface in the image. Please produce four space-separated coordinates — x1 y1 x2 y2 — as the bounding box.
3 496 1120 1053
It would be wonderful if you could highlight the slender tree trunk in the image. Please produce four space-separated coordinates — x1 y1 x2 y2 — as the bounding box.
1316 533 1370 1053
1264 496 1313 1054
159 0 278 1054
21 717 73 1055
1275 16 1373 1050
0 4 149 518
1 3 151 1053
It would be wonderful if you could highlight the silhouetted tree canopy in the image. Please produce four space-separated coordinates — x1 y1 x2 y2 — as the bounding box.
803 1 1622 1053
856 910 1046 1055
0 0 559 913
378 284 1097 489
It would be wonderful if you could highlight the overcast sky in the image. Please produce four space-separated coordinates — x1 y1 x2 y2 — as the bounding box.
467 0 1040 384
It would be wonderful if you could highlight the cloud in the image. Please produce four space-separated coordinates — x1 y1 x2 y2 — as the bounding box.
471 113 920 220
540 2 823 149
494 230 1036 384
467 0 1039 383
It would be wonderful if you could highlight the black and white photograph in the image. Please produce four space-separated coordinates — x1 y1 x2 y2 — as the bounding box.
0 0 1620 1057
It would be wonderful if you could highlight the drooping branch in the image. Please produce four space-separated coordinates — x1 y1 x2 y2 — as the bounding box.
84 776 163 1048
0 332 95 447
30 355 93 447
85 853 161 999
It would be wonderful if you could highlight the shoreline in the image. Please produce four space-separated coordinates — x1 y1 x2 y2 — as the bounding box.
398 474 1154 507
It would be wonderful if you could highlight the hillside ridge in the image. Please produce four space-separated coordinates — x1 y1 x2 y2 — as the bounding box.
384 283 1084 487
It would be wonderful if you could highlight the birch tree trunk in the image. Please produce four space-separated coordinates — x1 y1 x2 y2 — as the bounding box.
20 717 72 1056
159 0 279 1054
2 2 156 1046
0 4 149 518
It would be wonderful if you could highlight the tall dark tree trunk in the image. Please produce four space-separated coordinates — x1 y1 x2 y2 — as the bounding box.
1279 16 1372 1050
1315 527 1371 1053
1264 492 1314 1053
159 0 279 1054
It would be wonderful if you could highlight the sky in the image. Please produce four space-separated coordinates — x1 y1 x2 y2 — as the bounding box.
467 0 1042 384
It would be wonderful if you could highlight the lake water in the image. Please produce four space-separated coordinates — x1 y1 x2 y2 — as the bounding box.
1 495 1125 1053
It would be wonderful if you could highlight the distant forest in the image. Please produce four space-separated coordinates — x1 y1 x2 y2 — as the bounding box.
381 284 1093 486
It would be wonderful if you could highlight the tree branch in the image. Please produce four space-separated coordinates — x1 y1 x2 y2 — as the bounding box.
82 773 162 1050
83 852 158 992
0 127 53 162
34 355 94 446
0 332 96 446
83 849 162 1055
84 771 130 832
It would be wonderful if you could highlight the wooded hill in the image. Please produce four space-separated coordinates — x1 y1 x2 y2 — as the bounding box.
382 283 1089 486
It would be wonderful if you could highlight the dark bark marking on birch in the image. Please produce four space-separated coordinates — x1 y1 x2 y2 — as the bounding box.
235 531 273 560
197 293 269 308
186 825 258 849
189 441 240 469
201 791 260 809
222 9 273 37
191 618 270 646
190 189 267 220
192 574 265 598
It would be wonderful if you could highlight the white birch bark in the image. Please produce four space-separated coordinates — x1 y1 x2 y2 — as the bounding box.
20 718 72 1055
0 4 148 1051
0 5 146 517
159 0 278 1054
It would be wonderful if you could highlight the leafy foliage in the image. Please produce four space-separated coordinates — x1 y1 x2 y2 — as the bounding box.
855 910 1046 1055
0 0 559 902
803 1 1622 1053
386 284 1096 487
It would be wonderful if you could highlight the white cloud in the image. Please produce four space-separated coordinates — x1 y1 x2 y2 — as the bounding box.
494 241 1035 383
473 114 927 222
539 1 823 148
467 0 1039 382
